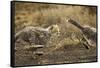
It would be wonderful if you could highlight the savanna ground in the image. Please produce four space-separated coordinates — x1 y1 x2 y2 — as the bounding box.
13 1 97 66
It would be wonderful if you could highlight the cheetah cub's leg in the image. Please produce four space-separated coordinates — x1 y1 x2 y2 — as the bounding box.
81 34 92 49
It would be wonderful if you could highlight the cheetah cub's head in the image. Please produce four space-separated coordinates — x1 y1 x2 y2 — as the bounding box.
47 24 60 36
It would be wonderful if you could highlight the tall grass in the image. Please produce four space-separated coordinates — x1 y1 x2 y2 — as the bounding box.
15 2 97 51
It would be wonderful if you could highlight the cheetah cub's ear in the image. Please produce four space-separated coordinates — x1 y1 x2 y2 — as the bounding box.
46 25 53 31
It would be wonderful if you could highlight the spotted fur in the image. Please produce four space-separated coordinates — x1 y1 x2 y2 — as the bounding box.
15 25 60 45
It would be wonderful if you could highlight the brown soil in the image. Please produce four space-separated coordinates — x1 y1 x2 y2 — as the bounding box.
15 43 97 66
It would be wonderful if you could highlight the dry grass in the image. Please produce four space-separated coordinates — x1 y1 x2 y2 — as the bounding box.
14 2 97 66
